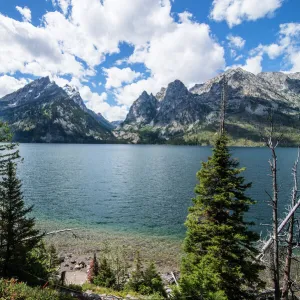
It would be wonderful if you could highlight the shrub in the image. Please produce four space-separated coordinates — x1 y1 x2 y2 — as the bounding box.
0 278 75 300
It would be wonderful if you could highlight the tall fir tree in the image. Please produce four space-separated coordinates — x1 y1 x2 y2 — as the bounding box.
179 134 265 300
0 121 20 176
0 160 42 277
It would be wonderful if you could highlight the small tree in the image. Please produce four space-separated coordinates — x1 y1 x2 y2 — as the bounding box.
93 257 116 288
179 133 265 300
88 253 99 283
142 262 166 297
126 251 144 292
0 160 42 277
0 121 20 176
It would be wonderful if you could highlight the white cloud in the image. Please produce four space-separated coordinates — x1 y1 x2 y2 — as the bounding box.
243 55 263 74
43 11 107 68
70 0 174 48
227 34 245 49
250 23 300 72
0 0 227 121
120 20 225 106
210 0 283 27
115 78 161 106
51 0 71 15
101 105 128 122
0 14 85 78
103 67 141 89
231 55 263 74
79 85 127 121
0 75 29 98
16 6 32 23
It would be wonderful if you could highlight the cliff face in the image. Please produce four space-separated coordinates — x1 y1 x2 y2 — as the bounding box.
0 77 115 143
116 68 300 145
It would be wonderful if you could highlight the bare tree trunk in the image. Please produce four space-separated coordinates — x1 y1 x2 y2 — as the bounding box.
264 115 282 300
269 145 280 300
281 149 299 299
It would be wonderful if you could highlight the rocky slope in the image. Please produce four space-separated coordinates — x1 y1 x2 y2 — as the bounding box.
0 77 115 143
116 68 300 145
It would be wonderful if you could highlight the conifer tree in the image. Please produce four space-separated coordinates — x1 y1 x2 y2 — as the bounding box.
143 262 166 297
93 257 116 288
0 160 42 277
126 251 144 292
179 133 264 300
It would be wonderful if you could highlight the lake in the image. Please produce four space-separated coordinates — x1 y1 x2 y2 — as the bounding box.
17 144 300 240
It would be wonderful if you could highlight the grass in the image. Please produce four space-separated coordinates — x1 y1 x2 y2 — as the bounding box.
82 283 165 299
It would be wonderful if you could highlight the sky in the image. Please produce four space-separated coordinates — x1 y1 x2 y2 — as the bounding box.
0 0 299 121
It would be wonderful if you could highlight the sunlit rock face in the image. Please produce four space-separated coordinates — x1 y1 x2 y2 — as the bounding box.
118 68 300 144
0 77 115 143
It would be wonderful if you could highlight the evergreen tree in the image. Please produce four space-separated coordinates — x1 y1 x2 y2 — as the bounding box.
126 251 144 292
93 257 116 288
0 161 42 277
179 134 264 300
0 121 20 176
142 262 166 297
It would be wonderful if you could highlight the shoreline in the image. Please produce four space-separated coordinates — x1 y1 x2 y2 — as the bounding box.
37 221 183 274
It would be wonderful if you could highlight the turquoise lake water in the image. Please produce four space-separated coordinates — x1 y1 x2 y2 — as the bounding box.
17 144 300 239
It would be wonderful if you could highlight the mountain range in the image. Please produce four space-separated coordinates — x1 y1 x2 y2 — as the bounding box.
1 68 300 145
0 77 115 143
115 68 300 146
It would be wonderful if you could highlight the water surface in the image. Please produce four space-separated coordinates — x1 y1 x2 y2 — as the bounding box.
17 144 299 239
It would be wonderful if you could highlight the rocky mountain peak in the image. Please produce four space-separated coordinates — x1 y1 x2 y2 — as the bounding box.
155 87 166 101
124 90 158 126
0 77 115 143
63 84 79 97
62 84 87 111
140 91 150 99
165 80 188 98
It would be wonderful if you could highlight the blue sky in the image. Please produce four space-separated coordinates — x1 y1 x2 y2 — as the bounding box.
0 0 299 121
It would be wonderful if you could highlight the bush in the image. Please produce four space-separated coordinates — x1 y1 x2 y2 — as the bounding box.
0 278 75 300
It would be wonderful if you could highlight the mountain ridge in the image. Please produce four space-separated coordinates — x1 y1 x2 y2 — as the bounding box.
0 77 115 143
116 68 300 146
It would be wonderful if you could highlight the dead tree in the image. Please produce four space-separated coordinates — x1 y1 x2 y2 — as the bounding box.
264 117 282 300
219 75 227 134
281 148 300 299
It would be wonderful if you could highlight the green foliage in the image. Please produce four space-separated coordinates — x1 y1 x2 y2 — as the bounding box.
140 262 166 297
0 160 42 279
93 257 116 288
0 122 20 176
0 278 75 300
139 127 162 144
88 253 99 283
125 251 144 292
23 243 60 285
0 121 13 142
126 253 166 297
111 247 130 290
66 284 83 292
179 133 265 300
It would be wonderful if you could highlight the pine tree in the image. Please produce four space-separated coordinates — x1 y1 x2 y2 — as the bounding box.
143 262 166 297
93 257 116 288
0 121 20 176
179 134 265 300
126 251 144 292
0 160 42 277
